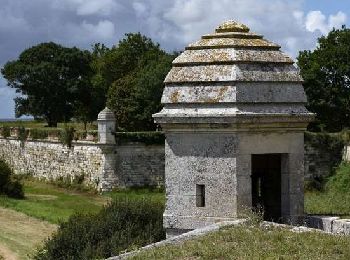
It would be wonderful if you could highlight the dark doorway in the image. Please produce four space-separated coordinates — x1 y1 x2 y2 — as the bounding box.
251 154 282 222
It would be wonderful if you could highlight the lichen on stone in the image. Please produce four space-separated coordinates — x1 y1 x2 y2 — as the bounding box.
215 20 250 33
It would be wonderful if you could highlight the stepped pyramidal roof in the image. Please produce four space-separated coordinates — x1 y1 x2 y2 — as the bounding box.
153 20 314 127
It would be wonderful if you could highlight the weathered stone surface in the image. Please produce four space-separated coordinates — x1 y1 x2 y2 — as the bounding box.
186 38 280 50
153 20 314 237
173 49 293 65
0 138 164 191
165 64 302 83
98 107 116 144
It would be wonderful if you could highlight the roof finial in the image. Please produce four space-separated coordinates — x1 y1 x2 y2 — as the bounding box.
216 20 250 33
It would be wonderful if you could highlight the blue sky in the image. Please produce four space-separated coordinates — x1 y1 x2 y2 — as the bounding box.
0 0 349 119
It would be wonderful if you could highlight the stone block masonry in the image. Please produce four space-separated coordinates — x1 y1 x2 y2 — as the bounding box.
0 133 343 191
0 138 164 191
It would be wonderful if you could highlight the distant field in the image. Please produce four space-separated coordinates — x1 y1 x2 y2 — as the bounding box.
0 120 97 131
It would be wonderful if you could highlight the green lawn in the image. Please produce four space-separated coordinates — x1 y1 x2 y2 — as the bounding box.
132 224 350 260
0 180 164 224
0 180 107 224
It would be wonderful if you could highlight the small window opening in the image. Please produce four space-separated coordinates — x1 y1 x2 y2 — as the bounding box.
196 184 205 207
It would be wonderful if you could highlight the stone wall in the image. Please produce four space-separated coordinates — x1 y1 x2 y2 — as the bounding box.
0 137 164 191
116 144 164 187
0 134 345 190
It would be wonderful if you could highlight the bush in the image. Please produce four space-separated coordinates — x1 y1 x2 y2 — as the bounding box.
29 128 50 140
0 126 11 138
115 131 165 145
60 126 75 148
18 126 29 147
0 160 24 199
34 197 165 259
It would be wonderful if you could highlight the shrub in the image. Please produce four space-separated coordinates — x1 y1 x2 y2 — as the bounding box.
115 131 165 145
0 126 11 138
18 126 29 147
34 197 165 259
49 174 97 193
0 160 24 199
29 128 50 140
60 126 75 148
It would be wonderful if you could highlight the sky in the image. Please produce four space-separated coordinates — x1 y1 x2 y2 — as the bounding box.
0 0 349 119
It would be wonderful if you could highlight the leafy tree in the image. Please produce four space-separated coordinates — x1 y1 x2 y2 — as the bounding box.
106 33 175 131
1 42 93 127
298 26 350 132
101 33 163 87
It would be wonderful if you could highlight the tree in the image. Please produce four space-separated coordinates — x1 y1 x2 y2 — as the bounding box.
101 33 163 87
298 26 350 132
105 33 175 131
73 43 110 130
1 42 93 127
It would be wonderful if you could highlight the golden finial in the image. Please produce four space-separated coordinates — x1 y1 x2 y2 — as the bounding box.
216 20 250 33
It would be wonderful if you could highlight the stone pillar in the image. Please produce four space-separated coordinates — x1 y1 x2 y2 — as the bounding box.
97 107 116 144
99 145 118 192
97 107 117 191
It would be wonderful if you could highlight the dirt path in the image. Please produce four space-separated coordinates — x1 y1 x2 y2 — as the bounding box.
0 243 17 260
0 207 57 260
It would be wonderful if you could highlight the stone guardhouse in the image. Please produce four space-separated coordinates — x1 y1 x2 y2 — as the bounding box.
153 20 314 237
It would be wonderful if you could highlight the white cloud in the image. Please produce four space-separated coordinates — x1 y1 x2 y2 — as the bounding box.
329 11 347 29
81 20 116 39
52 0 122 16
306 10 346 34
59 20 117 45
138 0 314 57
133 2 148 17
76 0 121 16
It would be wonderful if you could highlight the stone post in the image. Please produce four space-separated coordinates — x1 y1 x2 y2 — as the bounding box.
97 107 116 144
97 107 118 191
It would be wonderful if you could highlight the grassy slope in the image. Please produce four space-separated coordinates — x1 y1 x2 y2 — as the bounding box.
133 224 350 260
0 180 108 224
305 192 350 216
0 207 57 260
0 180 165 224
305 163 350 217
0 180 165 259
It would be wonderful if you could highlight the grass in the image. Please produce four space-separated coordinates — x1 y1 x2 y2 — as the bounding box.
305 192 350 217
0 207 57 260
0 180 107 224
132 224 350 259
0 179 165 225
305 162 350 217
0 179 165 259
